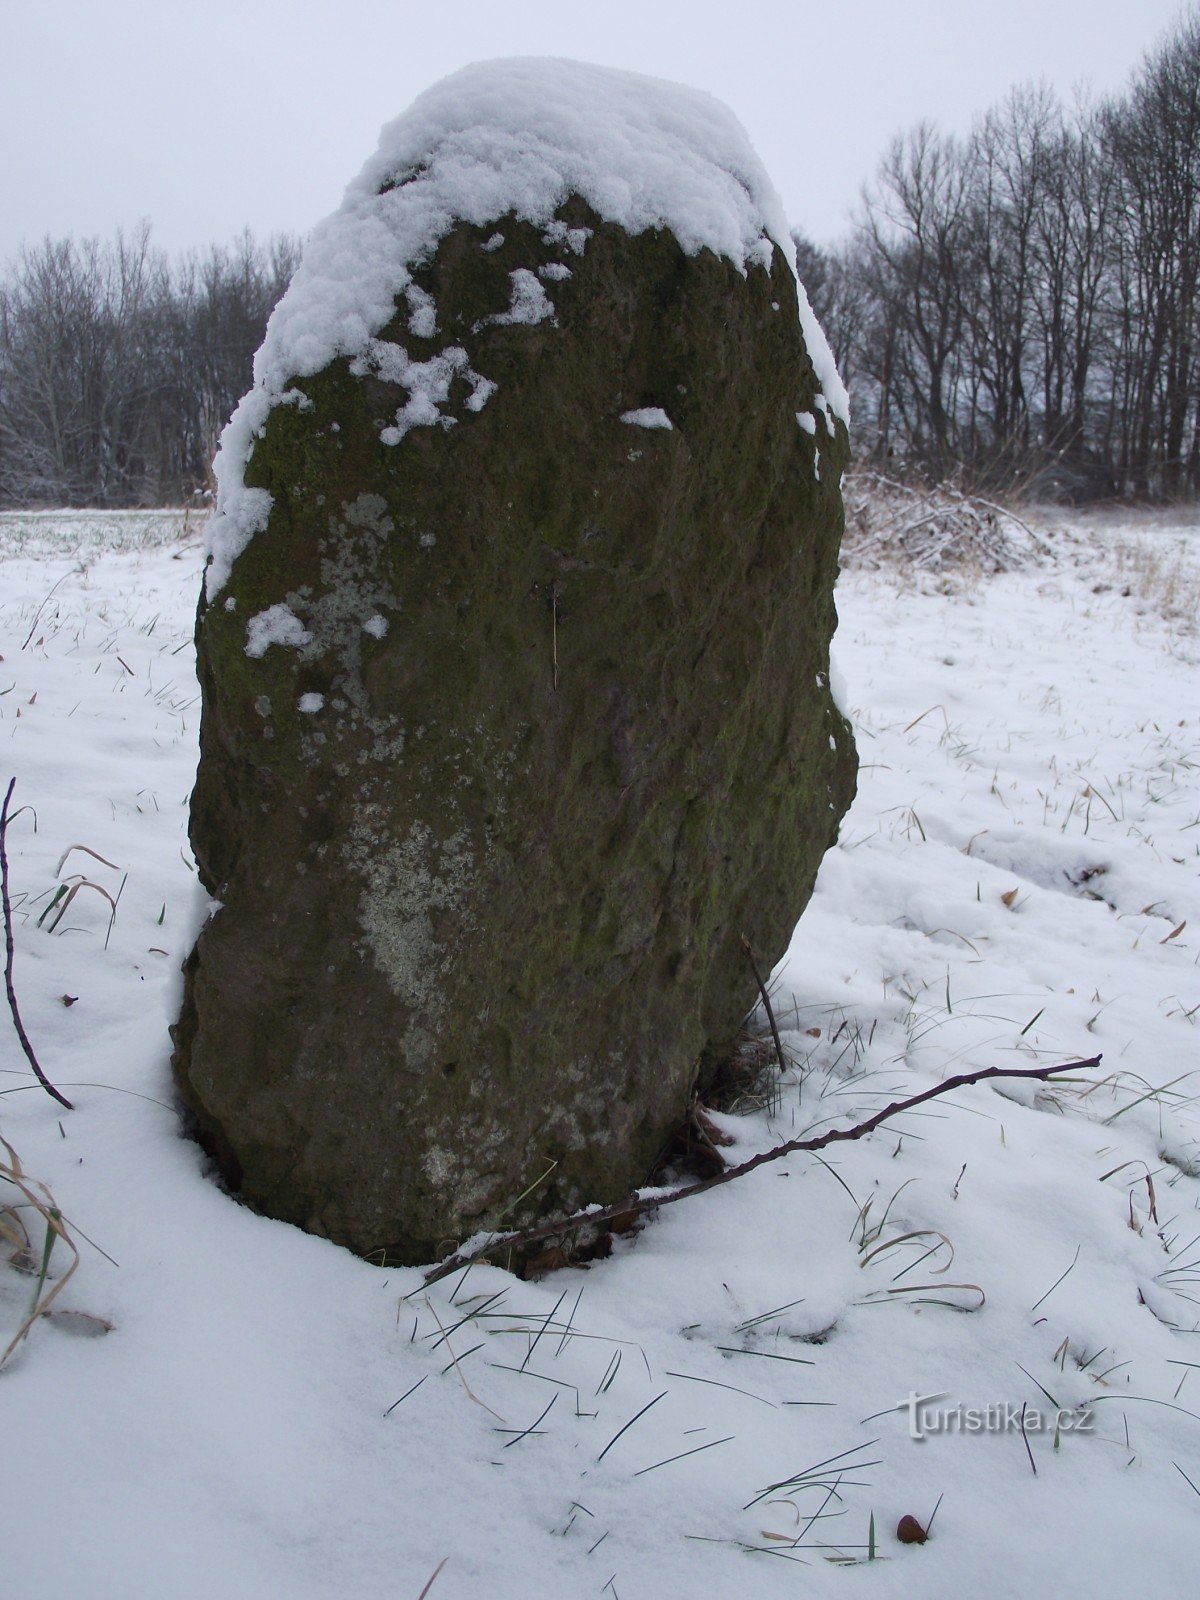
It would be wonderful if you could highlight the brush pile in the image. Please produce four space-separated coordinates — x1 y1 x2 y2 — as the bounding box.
842 471 1052 574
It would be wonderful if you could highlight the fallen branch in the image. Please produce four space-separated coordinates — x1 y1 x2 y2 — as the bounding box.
971 494 1055 558
842 471 1045 574
1 779 73 1110
424 1055 1101 1284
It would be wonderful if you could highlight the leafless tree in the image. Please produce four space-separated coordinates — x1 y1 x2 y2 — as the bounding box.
825 5 1199 498
0 225 298 507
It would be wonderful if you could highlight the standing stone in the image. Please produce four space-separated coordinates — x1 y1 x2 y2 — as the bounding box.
171 60 857 1264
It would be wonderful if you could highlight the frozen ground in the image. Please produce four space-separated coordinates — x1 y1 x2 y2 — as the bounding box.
0 504 1198 1597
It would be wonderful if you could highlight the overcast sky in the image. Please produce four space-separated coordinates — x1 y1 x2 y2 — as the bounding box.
0 0 1190 263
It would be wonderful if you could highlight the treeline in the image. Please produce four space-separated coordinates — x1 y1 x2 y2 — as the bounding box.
0 225 298 507
800 8 1200 498
3 12 1198 507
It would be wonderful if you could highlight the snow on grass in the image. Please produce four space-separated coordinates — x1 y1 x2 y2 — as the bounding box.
0 507 207 560
1 508 1198 1596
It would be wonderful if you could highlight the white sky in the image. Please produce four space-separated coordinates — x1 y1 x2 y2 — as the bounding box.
0 0 1190 263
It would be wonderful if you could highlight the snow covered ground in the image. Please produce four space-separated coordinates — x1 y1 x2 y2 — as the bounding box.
1 504 1198 1598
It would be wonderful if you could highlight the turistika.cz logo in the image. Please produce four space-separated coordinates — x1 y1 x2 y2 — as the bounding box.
899 1392 1094 1441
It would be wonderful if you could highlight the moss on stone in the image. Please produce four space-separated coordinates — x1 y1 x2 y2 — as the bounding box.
173 202 856 1265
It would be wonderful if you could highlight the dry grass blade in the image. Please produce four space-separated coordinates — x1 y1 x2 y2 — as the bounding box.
20 572 70 650
1019 1403 1038 1476
416 1557 448 1598
859 1229 955 1275
421 1296 507 1424
1 779 73 1110
0 1135 81 1367
746 1440 883 1509
858 1281 986 1312
597 1390 667 1461
0 1184 31 1253
54 844 120 876
741 935 789 1079
43 878 118 934
104 872 128 950
633 1433 735 1477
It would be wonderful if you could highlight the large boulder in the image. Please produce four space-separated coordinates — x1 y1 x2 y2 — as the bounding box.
171 59 857 1264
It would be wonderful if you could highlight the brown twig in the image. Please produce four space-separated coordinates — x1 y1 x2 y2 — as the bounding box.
423 1055 1101 1284
1 779 74 1110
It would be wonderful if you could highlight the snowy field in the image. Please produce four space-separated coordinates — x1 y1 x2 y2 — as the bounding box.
1 504 1198 1598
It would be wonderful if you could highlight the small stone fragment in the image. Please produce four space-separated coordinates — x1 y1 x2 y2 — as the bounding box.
896 1515 929 1545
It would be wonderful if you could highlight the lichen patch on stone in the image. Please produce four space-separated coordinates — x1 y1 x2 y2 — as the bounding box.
345 816 478 1028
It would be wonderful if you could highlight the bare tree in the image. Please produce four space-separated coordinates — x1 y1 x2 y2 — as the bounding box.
856 122 974 469
0 225 298 507
794 233 867 386
5 11 1199 506
842 5 1200 499
1103 12 1200 495
0 225 168 504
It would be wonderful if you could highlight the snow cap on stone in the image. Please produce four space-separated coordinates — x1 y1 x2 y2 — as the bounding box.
206 57 846 595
